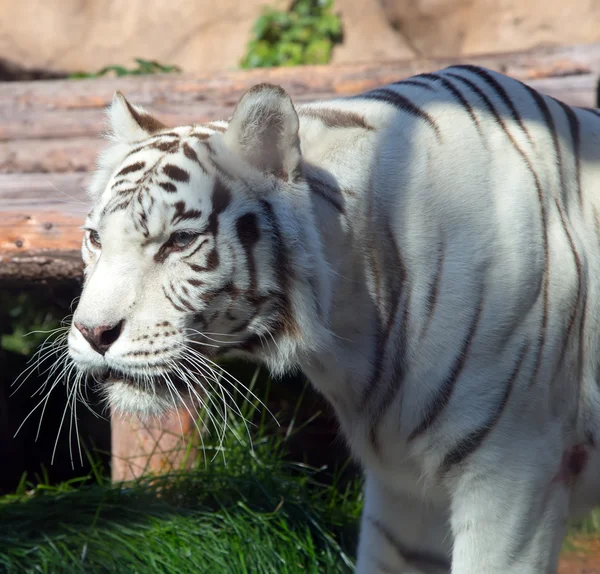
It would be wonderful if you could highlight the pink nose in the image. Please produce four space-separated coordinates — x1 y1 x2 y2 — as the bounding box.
74 320 124 356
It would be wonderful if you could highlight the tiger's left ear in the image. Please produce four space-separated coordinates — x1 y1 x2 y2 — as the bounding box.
108 91 166 144
224 83 301 180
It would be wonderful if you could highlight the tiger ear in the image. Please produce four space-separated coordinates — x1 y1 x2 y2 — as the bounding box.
224 83 301 180
107 91 166 143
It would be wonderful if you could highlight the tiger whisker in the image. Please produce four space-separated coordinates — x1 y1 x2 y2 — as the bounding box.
181 341 277 424
175 353 250 455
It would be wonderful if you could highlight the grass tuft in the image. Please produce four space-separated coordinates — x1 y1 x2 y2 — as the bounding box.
0 371 362 573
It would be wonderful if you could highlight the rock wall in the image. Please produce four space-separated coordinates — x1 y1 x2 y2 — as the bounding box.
379 0 600 59
0 0 279 75
1 0 599 75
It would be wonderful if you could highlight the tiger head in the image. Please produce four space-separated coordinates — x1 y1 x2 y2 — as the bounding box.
68 85 332 417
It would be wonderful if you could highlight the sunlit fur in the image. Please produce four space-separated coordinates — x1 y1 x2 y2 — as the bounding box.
32 68 600 572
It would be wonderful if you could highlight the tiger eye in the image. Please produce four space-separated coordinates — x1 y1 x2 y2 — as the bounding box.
88 229 101 249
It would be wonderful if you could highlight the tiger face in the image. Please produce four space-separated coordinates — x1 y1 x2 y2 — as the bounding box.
68 85 331 417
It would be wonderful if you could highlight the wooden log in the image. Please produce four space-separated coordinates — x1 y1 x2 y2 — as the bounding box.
1 79 598 174
0 137 103 174
111 409 201 482
1 43 599 112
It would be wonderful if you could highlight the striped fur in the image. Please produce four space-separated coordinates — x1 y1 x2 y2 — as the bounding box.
68 68 600 573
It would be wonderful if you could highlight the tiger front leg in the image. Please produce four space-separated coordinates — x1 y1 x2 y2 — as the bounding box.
355 471 451 574
446 440 574 574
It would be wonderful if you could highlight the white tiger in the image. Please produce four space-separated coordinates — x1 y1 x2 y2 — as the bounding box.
66 65 600 573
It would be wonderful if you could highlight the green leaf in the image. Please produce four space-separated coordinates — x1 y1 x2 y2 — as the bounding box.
304 38 332 64
241 0 343 69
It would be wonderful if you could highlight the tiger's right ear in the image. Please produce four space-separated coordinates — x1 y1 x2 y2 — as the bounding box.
107 91 166 144
224 83 301 180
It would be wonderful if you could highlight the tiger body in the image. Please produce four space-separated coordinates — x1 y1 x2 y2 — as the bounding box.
67 66 600 573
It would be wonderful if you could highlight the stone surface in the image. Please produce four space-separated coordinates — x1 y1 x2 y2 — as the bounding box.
0 0 278 75
461 0 600 56
3 0 600 75
379 0 600 58
331 0 415 64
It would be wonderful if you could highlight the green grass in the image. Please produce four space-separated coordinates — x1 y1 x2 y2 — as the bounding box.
570 507 600 538
69 58 181 79
0 373 362 574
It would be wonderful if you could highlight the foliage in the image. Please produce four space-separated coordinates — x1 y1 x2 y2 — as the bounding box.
0 373 362 573
241 0 343 69
0 293 62 356
69 58 181 79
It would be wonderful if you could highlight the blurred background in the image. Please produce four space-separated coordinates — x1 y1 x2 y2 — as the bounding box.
2 0 600 80
1 1 600 572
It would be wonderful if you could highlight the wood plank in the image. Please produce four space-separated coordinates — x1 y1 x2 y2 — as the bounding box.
0 137 103 173
1 43 599 112
2 44 600 284
0 75 597 172
0 172 89 213
0 248 83 286
0 174 89 283
0 173 90 288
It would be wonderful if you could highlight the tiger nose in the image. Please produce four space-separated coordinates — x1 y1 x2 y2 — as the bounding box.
74 320 125 356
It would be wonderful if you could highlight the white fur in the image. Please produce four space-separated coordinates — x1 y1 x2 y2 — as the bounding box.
68 69 600 573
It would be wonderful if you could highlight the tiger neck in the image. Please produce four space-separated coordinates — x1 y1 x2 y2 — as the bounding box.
259 114 381 412
281 157 377 410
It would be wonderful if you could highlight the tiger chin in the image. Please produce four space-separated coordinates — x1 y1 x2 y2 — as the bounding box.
67 67 600 573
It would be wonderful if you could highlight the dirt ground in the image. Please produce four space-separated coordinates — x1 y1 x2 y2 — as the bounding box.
559 538 600 574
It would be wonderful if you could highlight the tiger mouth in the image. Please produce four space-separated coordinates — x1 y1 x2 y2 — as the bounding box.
99 368 188 391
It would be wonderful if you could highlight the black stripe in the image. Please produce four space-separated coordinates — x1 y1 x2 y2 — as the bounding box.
163 163 190 183
260 199 297 337
180 179 231 274
236 212 261 294
554 99 582 208
159 182 177 193
182 238 210 261
162 285 186 312
183 142 210 173
448 72 550 389
150 139 179 153
450 65 533 146
115 187 138 196
171 201 202 224
211 177 232 216
421 237 445 340
190 132 210 140
116 161 145 177
105 199 132 215
299 107 374 131
441 341 529 472
112 178 135 189
523 85 565 201
552 198 583 377
421 73 484 139
305 173 344 213
577 285 588 406
207 123 227 133
393 78 436 92
365 225 409 453
408 291 483 441
369 290 410 454
369 517 451 571
358 88 441 140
